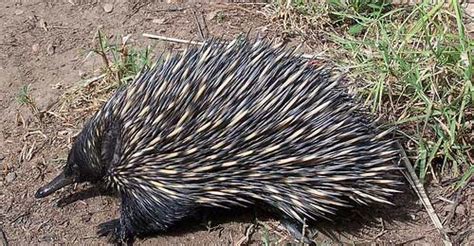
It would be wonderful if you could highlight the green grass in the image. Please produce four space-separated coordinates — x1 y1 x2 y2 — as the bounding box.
16 84 39 115
272 1 473 188
16 84 33 106
95 30 153 88
65 5 472 189
58 31 154 114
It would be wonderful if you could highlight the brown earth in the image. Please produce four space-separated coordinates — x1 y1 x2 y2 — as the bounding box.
0 1 472 245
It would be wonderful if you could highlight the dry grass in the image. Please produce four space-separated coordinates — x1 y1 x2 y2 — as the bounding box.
53 31 154 123
269 0 473 189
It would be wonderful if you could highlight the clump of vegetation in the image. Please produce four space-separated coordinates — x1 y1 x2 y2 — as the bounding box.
57 1 473 189
271 0 473 188
16 84 39 115
58 31 153 116
94 30 153 88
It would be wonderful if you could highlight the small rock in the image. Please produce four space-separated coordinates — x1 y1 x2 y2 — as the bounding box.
15 9 24 15
47 43 55 55
32 43 40 53
122 34 132 45
409 214 416 220
39 234 56 242
207 10 219 21
37 19 47 31
455 204 466 216
444 204 452 212
103 3 114 13
51 82 62 89
81 214 92 223
152 18 166 24
5 172 16 183
78 70 86 78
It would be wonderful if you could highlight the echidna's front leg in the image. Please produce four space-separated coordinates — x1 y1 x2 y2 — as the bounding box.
97 218 133 245
97 194 135 245
98 191 192 245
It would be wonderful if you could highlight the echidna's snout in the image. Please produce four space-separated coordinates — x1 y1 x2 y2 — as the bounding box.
35 171 75 198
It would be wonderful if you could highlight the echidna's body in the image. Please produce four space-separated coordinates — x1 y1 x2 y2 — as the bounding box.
36 39 401 244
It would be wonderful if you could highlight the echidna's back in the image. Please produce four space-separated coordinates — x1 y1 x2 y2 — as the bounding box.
100 39 401 223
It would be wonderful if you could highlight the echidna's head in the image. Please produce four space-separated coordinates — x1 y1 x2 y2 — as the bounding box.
35 120 107 199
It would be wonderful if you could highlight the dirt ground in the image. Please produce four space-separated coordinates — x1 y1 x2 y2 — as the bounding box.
0 1 472 245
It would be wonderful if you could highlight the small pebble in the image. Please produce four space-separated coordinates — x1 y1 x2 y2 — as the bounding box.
32 43 40 53
15 9 24 15
47 43 55 55
207 10 220 21
5 172 16 183
51 82 62 89
103 3 114 13
152 18 166 24
455 204 466 216
39 234 56 242
78 70 86 78
37 19 47 31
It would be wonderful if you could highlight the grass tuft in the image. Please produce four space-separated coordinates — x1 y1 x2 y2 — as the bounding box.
271 0 473 188
16 84 39 115
16 84 33 106
56 31 154 118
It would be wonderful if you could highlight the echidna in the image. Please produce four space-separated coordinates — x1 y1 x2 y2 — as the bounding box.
35 38 401 244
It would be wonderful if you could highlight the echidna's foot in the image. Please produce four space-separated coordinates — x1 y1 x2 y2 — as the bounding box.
97 219 134 246
191 208 211 228
280 219 316 246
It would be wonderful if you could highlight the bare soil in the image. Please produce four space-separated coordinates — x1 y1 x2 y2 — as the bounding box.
0 1 472 245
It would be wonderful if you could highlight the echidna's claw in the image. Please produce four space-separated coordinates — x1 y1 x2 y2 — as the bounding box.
97 219 133 246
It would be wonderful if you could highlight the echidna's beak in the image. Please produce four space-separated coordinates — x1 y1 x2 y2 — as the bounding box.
35 171 75 198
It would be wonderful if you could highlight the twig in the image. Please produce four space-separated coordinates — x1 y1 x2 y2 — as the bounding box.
155 7 188 12
0 227 7 246
26 140 37 161
143 33 203 45
233 5 256 14
192 8 205 40
398 235 426 245
228 2 268 5
235 224 256 246
443 189 463 226
96 31 114 77
437 196 455 204
82 74 106 87
143 33 324 59
22 130 48 141
10 211 30 224
300 218 308 244
15 112 26 129
396 141 452 246
19 142 28 163
201 10 209 39
122 1 149 25
372 218 386 240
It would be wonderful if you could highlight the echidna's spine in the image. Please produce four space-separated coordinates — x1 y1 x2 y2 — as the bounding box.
84 39 402 225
